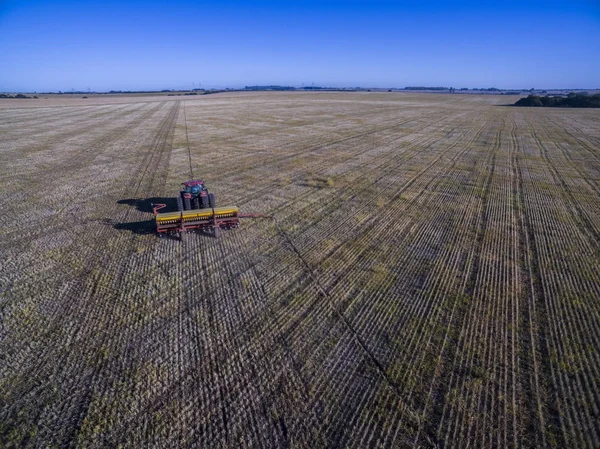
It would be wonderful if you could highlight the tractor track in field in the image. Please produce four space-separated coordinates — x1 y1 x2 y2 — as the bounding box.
89 107 478 446
4 99 180 332
1 97 177 328
547 115 600 166
143 111 480 338
191 107 454 203
518 115 600 447
182 101 195 180
3 93 600 448
405 117 503 448
0 103 163 303
0 103 135 133
82 109 474 438
528 119 600 252
233 110 469 240
0 103 154 180
240 113 493 447
142 110 470 314
0 101 176 274
0 102 167 244
240 111 454 194
1 101 181 446
508 115 549 448
405 116 504 448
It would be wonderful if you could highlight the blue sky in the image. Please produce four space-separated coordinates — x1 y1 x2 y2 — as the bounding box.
1 0 599 91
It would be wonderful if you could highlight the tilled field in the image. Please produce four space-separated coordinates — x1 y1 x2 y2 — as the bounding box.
1 92 599 448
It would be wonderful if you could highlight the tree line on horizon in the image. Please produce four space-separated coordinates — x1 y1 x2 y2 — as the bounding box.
514 93 600 108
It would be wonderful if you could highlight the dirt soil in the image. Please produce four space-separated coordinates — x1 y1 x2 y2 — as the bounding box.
1 92 599 448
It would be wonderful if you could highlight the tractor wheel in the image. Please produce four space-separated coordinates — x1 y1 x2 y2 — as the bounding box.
177 195 184 212
184 197 191 211
201 195 209 209
193 197 200 210
208 193 216 208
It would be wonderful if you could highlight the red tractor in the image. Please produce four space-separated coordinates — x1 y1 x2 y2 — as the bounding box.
178 180 215 211
151 179 267 240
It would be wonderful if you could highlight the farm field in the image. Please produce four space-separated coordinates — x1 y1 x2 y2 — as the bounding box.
1 92 599 448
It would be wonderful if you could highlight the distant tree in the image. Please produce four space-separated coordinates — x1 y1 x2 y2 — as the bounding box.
515 95 543 106
515 93 600 108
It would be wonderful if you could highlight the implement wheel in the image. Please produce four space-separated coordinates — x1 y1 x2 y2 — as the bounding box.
214 226 221 238
208 193 216 208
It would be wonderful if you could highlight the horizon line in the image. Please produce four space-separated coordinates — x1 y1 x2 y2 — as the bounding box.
2 86 600 94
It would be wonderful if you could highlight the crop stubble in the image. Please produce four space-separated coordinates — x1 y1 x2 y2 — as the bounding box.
1 92 599 448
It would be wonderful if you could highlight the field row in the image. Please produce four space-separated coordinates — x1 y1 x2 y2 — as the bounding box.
1 93 599 448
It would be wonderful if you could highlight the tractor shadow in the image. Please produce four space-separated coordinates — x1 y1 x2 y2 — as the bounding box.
112 220 155 235
112 197 218 240
117 197 178 213
112 197 178 237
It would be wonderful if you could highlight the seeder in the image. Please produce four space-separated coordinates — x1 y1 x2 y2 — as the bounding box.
151 179 266 240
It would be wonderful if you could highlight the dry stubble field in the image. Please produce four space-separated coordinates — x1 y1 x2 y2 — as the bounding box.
1 92 599 448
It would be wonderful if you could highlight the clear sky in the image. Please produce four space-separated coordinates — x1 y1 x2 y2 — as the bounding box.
1 0 599 92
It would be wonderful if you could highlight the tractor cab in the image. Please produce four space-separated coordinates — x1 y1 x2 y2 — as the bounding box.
179 179 215 211
185 184 203 196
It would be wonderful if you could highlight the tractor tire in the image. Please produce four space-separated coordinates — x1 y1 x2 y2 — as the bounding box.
201 195 209 209
184 197 191 211
177 195 184 212
208 193 216 208
193 197 200 210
